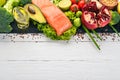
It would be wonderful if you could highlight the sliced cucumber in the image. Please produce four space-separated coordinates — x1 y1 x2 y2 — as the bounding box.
58 0 71 11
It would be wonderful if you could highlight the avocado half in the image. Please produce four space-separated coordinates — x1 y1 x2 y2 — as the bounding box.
24 4 46 23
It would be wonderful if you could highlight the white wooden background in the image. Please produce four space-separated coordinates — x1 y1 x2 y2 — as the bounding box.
0 33 120 80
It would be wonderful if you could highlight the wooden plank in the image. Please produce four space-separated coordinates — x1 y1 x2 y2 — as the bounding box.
0 60 120 80
0 33 120 42
0 33 120 80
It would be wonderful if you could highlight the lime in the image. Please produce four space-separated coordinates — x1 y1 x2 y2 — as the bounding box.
58 0 72 11
0 0 6 7
117 2 120 14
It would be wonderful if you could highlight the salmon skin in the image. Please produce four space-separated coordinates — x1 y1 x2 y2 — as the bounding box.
32 0 72 36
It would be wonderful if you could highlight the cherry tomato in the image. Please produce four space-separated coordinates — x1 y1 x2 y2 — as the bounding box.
70 4 79 12
78 0 85 9
71 0 80 4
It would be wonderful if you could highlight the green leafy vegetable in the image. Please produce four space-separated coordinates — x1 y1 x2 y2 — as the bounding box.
3 0 20 14
19 0 31 6
0 7 13 32
110 11 120 25
33 21 77 40
3 0 31 14
32 10 81 40
109 11 120 37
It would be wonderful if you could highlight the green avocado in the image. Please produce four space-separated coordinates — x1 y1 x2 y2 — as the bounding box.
24 4 46 23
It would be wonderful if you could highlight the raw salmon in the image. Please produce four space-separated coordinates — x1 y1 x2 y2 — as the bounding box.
32 0 72 36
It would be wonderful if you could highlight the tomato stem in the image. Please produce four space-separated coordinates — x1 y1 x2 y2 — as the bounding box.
92 30 102 41
82 25 101 50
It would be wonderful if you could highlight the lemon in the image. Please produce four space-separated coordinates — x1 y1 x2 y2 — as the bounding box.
0 0 6 7
58 0 72 10
117 2 120 14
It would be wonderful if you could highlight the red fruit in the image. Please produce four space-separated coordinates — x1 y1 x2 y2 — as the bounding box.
78 0 85 9
71 0 80 4
70 4 79 12
97 6 111 27
82 2 99 13
81 2 111 30
81 11 98 30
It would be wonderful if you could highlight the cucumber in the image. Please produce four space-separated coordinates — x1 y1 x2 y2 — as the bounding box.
58 0 71 11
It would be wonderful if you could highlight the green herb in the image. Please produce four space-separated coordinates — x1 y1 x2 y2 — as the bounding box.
92 30 102 41
109 24 120 37
19 0 31 6
109 11 120 37
0 7 13 32
83 25 100 50
3 0 20 14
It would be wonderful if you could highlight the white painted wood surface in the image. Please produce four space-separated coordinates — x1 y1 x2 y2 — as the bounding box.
0 33 120 80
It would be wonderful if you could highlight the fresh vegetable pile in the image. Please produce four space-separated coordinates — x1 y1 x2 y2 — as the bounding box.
0 0 120 50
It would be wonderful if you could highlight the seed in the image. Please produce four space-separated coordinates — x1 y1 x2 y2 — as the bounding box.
28 6 36 14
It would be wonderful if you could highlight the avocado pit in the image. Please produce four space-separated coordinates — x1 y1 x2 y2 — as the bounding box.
28 5 36 14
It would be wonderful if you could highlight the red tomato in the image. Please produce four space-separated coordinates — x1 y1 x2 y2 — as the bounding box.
78 0 85 9
71 0 80 4
70 4 79 12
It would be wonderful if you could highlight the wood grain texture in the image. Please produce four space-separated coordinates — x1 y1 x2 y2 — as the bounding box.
0 33 120 80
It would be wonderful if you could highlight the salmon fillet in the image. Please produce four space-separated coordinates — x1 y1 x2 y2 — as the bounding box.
32 0 72 36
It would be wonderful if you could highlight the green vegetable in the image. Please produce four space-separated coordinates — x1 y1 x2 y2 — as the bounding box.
73 18 81 27
92 30 102 41
110 11 120 25
82 25 100 50
64 11 76 22
32 10 81 40
76 11 82 18
19 0 31 6
0 0 6 7
0 7 13 32
53 0 61 6
3 0 31 14
3 0 20 14
109 11 120 37
33 21 76 40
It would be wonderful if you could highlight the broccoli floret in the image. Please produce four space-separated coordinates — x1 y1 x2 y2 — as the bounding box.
3 0 20 14
19 0 31 6
3 0 31 14
0 7 14 32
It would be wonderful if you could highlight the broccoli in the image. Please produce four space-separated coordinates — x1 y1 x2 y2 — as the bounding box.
3 0 31 14
3 0 20 14
19 0 31 6
0 7 14 32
